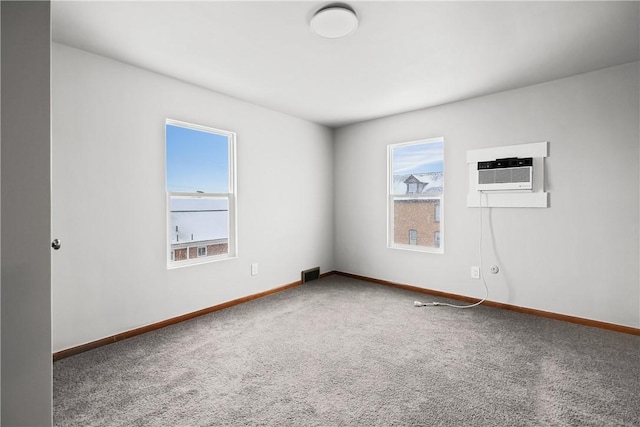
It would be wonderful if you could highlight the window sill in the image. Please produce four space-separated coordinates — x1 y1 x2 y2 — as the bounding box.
167 254 237 269
388 244 443 254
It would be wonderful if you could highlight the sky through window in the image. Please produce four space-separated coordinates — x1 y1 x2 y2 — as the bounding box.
392 140 443 175
166 124 229 193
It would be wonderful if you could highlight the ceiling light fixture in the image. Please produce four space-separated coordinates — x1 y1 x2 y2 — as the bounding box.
310 5 359 39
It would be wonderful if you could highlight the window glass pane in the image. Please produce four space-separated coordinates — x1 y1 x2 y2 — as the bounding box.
389 138 443 251
169 196 229 252
166 124 229 193
391 140 443 196
393 199 440 247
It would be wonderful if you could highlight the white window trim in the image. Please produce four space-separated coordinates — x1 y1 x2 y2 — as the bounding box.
165 119 238 269
387 137 444 254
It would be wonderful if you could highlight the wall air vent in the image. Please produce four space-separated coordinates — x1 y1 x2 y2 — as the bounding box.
477 157 533 191
301 267 320 283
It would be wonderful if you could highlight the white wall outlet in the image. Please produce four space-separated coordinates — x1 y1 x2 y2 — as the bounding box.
251 263 258 276
490 265 499 274
471 266 480 279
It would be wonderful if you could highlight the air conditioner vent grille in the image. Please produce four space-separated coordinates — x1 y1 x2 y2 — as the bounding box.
478 166 533 190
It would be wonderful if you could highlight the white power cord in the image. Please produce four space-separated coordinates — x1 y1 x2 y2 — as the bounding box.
414 191 489 309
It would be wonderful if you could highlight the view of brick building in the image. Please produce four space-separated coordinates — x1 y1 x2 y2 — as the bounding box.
394 199 440 247
392 172 442 248
171 239 228 261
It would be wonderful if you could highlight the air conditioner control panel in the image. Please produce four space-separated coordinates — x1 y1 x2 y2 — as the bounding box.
478 157 533 170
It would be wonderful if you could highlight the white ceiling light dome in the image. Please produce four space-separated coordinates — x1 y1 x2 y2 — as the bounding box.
310 5 359 39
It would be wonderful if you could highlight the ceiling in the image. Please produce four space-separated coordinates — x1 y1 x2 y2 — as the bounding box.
52 1 640 128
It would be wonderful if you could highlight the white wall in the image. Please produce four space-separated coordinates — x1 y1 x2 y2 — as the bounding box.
52 41 640 352
52 43 335 352
1 1 52 425
334 62 640 328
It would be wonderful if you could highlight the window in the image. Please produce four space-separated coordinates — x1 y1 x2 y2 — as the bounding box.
409 229 418 245
166 119 236 267
388 137 444 253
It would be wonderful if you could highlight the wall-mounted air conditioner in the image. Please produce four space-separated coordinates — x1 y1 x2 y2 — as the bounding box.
477 157 533 191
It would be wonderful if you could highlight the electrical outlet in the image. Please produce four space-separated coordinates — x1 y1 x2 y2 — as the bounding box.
471 266 480 279
251 263 258 276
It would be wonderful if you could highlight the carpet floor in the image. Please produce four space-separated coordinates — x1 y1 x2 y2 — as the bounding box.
54 275 640 426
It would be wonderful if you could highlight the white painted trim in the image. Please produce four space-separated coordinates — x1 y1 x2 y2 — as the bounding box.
389 243 445 254
466 141 548 164
467 191 549 208
166 118 235 140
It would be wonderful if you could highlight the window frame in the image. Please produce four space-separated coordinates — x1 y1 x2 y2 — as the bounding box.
387 137 444 254
165 119 237 268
